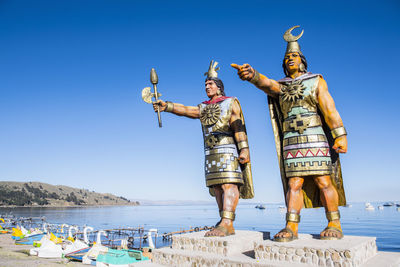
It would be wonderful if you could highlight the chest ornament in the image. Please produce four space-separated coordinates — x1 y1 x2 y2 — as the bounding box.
281 80 306 102
200 104 221 126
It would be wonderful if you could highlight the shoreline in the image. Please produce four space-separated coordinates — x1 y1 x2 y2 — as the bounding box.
0 233 86 267
0 204 140 209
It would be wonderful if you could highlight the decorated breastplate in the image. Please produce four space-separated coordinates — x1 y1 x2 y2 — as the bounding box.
280 79 306 102
199 98 234 149
279 76 319 120
200 104 221 126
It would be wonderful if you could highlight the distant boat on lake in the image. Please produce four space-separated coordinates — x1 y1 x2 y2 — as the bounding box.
378 205 384 210
383 202 394 207
255 205 266 210
365 203 375 210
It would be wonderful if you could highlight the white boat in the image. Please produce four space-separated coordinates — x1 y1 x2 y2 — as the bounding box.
63 226 89 255
82 230 109 265
365 203 375 210
378 205 384 210
278 206 286 213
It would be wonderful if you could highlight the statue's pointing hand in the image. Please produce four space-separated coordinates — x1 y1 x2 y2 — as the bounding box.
231 63 255 81
153 100 167 112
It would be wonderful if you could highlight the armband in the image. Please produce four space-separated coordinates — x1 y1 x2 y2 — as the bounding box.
237 141 249 150
165 101 174 113
331 126 347 139
250 69 260 85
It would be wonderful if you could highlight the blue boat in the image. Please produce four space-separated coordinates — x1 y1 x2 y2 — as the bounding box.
15 232 64 245
65 247 91 261
15 233 46 245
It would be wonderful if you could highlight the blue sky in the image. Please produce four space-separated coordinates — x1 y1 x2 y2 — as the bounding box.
0 0 399 202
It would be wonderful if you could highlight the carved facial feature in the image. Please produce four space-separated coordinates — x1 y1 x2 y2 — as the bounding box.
284 52 302 73
205 80 220 98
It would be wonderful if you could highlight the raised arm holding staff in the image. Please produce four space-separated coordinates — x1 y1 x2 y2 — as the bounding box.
151 60 254 237
232 26 348 242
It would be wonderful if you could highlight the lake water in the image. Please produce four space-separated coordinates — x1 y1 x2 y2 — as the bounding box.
1 202 399 252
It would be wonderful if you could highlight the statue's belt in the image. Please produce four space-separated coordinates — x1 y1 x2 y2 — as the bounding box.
205 134 235 149
283 114 322 134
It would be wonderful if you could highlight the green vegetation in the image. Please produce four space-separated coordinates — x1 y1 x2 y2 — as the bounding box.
0 182 138 206
0 186 35 206
0 183 62 206
65 192 85 205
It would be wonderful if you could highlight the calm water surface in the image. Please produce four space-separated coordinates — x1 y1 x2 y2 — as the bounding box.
1 202 399 252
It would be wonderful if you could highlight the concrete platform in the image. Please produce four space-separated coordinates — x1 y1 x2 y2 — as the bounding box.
150 230 400 267
170 230 267 256
152 246 308 267
254 234 377 266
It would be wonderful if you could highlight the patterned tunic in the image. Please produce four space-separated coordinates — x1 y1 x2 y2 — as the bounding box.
198 97 244 187
278 73 332 177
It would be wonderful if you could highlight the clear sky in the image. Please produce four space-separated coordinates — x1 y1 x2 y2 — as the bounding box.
0 0 399 202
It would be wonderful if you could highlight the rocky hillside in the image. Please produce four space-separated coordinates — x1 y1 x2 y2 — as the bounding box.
0 181 139 207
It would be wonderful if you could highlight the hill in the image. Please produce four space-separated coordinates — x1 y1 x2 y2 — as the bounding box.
0 181 139 207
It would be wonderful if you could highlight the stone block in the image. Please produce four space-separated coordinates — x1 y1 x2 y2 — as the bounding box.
148 231 400 267
171 230 265 256
254 234 379 267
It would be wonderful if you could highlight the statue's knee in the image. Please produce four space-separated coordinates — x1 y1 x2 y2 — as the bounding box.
288 179 303 192
315 177 332 191
221 183 239 196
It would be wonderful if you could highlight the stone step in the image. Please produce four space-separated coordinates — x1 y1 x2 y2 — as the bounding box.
152 246 308 267
149 231 400 267
363 251 400 267
171 230 268 257
151 249 400 267
254 234 377 267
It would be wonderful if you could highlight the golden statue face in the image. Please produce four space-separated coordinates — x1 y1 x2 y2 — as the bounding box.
284 52 302 73
205 80 220 98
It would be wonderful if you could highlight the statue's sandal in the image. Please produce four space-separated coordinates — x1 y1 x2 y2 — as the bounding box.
274 212 300 242
320 211 343 240
205 211 235 237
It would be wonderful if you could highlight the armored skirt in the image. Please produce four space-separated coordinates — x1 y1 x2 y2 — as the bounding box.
198 97 244 187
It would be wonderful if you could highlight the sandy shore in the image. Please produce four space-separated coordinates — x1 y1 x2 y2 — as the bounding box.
0 233 86 267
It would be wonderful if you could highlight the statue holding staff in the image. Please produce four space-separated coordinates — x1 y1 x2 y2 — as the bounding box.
150 61 254 237
232 26 347 241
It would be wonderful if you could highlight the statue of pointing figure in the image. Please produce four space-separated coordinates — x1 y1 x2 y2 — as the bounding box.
232 26 348 241
153 61 254 237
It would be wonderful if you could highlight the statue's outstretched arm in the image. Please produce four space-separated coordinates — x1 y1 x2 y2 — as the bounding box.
231 63 281 97
317 78 348 153
153 100 200 119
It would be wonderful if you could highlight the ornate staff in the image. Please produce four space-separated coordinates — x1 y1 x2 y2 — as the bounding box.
142 68 163 127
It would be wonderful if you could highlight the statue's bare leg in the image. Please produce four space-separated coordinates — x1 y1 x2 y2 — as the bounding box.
314 175 342 239
274 177 304 240
214 185 223 226
205 183 239 237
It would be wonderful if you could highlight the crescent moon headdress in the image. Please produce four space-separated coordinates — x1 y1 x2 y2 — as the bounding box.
283 25 304 54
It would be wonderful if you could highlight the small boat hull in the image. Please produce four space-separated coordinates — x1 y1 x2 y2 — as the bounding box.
15 234 45 245
65 247 91 261
96 249 149 265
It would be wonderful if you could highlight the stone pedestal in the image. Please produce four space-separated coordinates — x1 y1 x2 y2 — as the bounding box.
171 230 267 256
150 231 400 267
254 234 377 267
